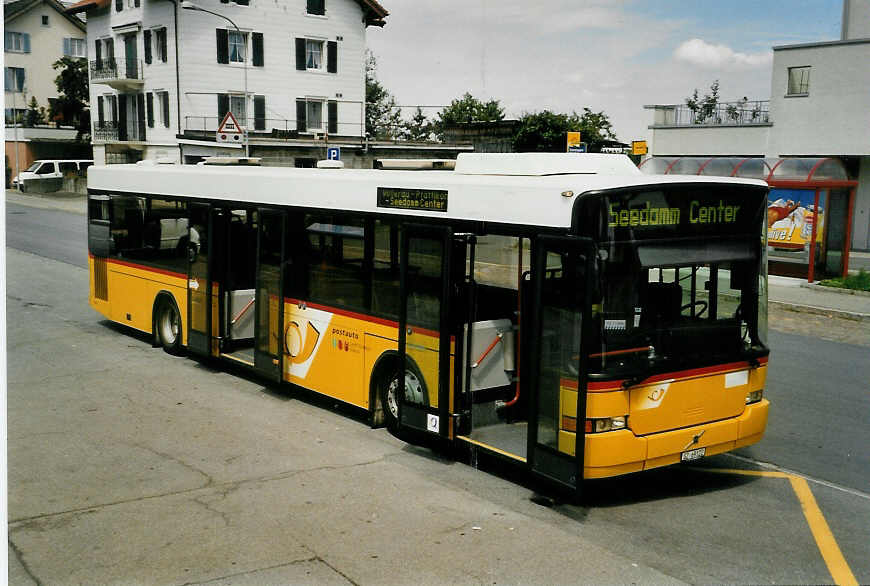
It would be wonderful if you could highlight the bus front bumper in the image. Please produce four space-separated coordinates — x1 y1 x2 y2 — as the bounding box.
577 399 769 479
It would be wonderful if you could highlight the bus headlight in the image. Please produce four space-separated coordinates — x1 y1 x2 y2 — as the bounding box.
584 416 627 433
745 390 763 404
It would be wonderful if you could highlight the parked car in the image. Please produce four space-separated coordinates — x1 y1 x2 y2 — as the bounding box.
12 159 93 190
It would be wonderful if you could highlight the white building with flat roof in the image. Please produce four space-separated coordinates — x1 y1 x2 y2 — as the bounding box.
645 0 870 252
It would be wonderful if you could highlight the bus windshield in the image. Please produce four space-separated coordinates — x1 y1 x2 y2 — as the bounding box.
583 185 768 379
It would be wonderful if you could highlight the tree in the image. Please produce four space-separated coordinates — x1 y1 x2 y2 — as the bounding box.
432 92 504 140
50 57 90 139
401 106 432 141
25 96 46 127
512 107 617 152
365 50 402 139
685 80 720 124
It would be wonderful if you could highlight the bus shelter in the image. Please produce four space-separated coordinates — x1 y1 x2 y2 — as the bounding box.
639 156 858 282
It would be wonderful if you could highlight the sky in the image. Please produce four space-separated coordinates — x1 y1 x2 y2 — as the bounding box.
366 0 843 143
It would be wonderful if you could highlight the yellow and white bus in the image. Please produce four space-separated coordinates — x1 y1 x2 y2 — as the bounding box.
87 153 770 493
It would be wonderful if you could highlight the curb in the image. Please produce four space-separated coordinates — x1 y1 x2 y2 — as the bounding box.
800 282 870 298
769 299 870 322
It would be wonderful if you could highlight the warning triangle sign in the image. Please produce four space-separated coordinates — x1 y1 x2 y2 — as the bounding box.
217 111 242 133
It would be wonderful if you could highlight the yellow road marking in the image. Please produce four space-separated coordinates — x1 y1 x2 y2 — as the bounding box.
699 468 858 586
788 475 858 586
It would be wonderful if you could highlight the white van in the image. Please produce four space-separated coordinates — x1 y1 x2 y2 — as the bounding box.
12 159 94 190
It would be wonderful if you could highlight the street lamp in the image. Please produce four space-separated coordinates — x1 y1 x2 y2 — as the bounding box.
181 0 249 158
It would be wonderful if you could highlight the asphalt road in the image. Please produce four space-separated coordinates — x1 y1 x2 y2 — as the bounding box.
5 201 88 268
6 200 870 584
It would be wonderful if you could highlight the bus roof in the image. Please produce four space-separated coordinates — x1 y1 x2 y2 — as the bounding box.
88 154 766 228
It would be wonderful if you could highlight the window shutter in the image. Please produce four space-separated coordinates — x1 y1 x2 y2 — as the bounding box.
326 41 337 74
296 99 306 131
137 93 146 140
254 95 265 130
162 93 170 128
327 100 337 134
97 96 104 125
63 38 71 56
216 29 229 64
144 30 152 64
16 68 25 91
4 32 10 51
160 29 168 62
252 32 263 67
110 95 118 123
295 38 306 70
146 92 154 127
95 40 102 67
218 93 229 123
23 33 31 53
118 94 128 140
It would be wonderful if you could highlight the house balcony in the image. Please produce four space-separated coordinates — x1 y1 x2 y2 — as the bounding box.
94 120 145 143
646 100 771 128
89 58 144 91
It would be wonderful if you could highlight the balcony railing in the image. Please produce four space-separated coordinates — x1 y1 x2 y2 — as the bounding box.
90 58 143 85
94 120 145 142
650 100 770 127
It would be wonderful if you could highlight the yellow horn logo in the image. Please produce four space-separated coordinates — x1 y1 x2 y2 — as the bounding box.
285 320 321 364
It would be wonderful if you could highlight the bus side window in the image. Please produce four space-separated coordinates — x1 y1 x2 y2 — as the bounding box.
305 214 367 312
371 219 400 319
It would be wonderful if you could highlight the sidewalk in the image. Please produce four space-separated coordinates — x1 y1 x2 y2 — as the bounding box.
7 188 870 320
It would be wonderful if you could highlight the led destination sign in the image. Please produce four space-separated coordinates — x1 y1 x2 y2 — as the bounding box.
608 200 742 228
377 187 448 212
600 187 764 239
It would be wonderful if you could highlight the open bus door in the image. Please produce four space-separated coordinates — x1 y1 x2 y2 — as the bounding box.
187 203 213 356
253 209 285 381
397 225 468 438
527 236 594 494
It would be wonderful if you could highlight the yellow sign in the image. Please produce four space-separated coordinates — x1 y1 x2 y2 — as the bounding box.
566 131 582 152
632 140 648 155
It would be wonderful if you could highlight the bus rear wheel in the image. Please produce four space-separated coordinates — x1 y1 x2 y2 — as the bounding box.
155 298 182 355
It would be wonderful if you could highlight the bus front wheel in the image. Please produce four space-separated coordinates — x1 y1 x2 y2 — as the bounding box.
155 297 182 355
380 365 425 432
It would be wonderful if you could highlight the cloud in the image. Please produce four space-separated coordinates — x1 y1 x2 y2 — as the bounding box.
674 38 772 69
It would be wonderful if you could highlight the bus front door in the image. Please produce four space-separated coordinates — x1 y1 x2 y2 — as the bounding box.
187 203 212 356
527 236 593 494
253 209 285 381
397 225 455 437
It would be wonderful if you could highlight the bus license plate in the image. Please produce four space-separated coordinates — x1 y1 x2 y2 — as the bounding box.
681 447 706 462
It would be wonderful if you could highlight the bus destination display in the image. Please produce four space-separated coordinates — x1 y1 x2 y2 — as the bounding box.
603 187 765 238
377 187 448 212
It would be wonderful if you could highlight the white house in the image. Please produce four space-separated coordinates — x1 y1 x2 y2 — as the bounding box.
644 0 870 253
4 0 87 122
66 0 388 165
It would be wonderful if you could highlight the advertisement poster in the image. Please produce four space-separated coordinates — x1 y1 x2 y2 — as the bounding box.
767 188 825 250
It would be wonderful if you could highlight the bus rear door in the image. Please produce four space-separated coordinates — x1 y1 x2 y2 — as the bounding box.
527 236 594 494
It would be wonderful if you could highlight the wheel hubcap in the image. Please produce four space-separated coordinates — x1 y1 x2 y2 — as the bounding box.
386 370 424 419
160 307 178 344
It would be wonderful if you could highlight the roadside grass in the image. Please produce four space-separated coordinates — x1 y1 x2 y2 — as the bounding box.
819 268 870 291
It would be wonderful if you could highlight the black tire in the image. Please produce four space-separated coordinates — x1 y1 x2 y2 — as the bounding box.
155 297 183 355
378 361 427 434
